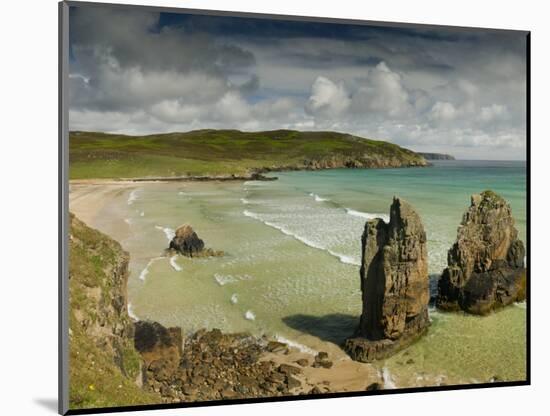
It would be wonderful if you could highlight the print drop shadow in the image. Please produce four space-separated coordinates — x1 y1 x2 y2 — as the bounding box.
282 313 358 346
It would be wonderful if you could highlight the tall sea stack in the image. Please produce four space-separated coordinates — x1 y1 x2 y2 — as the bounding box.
436 190 526 314
344 197 430 363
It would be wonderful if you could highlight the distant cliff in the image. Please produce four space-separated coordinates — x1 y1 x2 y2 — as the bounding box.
418 152 455 160
69 129 428 180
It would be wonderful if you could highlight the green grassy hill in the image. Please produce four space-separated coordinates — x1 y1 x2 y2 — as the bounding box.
69 129 427 180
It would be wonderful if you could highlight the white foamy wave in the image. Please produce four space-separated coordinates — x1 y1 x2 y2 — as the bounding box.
514 301 527 309
124 218 132 225
214 273 237 286
138 257 163 282
214 273 252 286
140 211 145 217
178 191 185 195
169 255 182 271
240 198 250 204
155 225 175 242
309 192 329 202
127 189 139 205
345 208 389 223
244 310 256 321
275 335 316 355
127 303 139 321
327 250 361 266
381 367 397 389
244 209 360 265
230 294 238 304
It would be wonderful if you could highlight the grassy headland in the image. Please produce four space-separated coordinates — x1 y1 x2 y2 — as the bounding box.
69 129 427 180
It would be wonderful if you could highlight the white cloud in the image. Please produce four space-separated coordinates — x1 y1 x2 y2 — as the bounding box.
305 76 350 117
479 104 507 123
351 62 411 117
430 101 458 122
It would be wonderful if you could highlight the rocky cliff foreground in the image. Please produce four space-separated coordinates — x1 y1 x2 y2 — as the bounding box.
344 198 430 362
68 213 160 409
436 190 526 314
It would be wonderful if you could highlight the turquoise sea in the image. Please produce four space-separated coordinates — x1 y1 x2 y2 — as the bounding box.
101 160 527 388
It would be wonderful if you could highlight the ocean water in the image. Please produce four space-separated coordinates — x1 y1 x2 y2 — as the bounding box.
116 160 526 387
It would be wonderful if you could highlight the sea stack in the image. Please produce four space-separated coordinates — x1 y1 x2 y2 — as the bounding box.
436 190 526 314
169 224 205 256
344 197 430 363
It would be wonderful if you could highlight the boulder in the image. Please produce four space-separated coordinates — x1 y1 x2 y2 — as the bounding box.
344 197 430 362
134 321 182 382
169 224 205 256
436 190 526 314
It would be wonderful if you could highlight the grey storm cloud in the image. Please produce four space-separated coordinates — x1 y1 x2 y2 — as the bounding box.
68 5 528 160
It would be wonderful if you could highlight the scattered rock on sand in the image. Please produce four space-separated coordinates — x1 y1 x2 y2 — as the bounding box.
135 324 303 402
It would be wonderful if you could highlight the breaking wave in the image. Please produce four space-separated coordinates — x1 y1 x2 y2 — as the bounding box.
214 273 253 286
138 257 164 282
381 367 397 389
243 209 359 266
345 208 389 223
275 335 316 354
169 255 182 271
244 310 256 321
155 225 175 242
127 189 139 205
309 192 329 202
127 303 139 321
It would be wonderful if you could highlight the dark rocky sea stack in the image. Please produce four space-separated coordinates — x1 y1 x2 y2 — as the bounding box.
436 190 526 315
169 224 205 256
344 197 430 363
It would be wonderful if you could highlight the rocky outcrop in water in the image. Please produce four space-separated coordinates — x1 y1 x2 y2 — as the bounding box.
436 190 526 314
344 197 430 362
169 224 223 257
169 225 204 256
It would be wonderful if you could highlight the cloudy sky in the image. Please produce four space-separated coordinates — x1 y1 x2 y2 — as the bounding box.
69 5 528 160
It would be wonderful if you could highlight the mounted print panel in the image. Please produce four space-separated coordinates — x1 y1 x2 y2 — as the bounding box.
59 1 529 414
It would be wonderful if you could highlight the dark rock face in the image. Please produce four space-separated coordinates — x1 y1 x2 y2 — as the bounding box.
134 321 183 383
436 190 526 314
135 325 303 402
169 224 205 256
344 197 430 362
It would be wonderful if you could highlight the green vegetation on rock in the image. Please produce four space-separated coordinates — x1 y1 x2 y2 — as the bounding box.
69 129 427 179
69 213 160 409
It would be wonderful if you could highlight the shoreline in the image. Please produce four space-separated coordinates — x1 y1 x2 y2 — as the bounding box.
69 182 387 394
69 162 433 185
